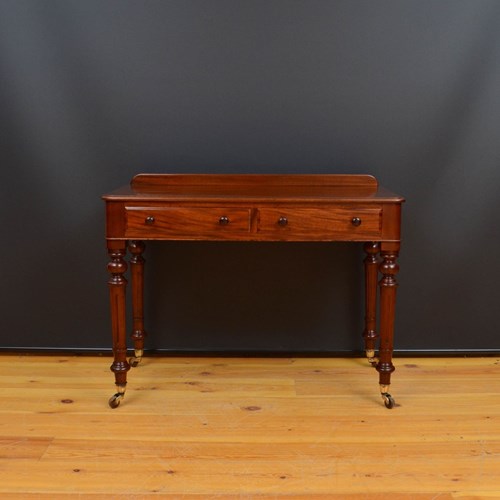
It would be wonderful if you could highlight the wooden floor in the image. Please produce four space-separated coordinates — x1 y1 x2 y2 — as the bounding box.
0 354 499 498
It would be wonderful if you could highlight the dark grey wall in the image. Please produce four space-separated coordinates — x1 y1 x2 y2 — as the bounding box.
2 0 499 352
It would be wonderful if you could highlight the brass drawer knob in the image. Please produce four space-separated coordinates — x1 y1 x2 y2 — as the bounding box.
351 217 362 227
278 216 288 227
219 216 229 225
145 215 155 225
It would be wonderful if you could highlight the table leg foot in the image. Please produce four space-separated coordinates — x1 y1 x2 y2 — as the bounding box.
129 349 143 367
109 385 126 409
366 349 379 366
380 384 395 409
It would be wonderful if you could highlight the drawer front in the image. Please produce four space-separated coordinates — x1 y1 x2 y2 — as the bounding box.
125 207 251 239
257 207 382 240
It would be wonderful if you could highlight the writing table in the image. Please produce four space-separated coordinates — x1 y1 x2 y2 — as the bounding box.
103 174 404 409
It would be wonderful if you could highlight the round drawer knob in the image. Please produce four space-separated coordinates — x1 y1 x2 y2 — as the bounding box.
219 216 229 225
278 216 288 227
351 217 362 227
145 216 155 225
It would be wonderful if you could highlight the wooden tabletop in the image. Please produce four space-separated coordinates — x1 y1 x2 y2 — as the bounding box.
103 174 404 203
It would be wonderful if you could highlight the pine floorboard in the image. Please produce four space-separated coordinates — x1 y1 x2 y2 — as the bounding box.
0 354 499 498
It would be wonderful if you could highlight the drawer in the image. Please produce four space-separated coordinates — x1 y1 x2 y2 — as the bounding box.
125 207 251 239
257 207 382 240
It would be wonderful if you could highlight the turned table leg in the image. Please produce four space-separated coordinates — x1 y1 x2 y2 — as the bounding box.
376 244 400 409
128 240 147 367
363 242 380 365
107 242 130 408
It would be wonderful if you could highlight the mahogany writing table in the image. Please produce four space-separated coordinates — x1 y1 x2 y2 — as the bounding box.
103 174 404 409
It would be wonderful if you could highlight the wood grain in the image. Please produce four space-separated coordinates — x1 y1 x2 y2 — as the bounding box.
0 354 499 497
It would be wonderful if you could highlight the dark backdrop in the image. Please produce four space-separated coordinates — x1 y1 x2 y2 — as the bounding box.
1 0 499 353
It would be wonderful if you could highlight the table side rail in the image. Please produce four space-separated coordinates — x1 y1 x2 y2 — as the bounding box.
105 201 402 242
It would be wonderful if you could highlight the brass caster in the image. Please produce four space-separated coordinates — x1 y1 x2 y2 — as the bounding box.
108 392 123 409
365 350 378 367
129 350 143 368
108 386 126 409
381 392 395 409
129 356 142 368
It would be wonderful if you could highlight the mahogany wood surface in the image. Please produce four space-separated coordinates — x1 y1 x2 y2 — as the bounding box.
128 240 147 366
362 242 380 366
103 174 404 409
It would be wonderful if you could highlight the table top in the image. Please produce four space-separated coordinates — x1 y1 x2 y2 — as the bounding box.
103 174 404 204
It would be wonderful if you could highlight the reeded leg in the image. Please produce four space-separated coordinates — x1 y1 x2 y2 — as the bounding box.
107 242 130 408
376 245 400 409
128 240 147 367
363 242 380 365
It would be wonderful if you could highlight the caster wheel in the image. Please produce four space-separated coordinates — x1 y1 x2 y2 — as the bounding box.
382 393 395 409
129 356 141 368
108 393 122 409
